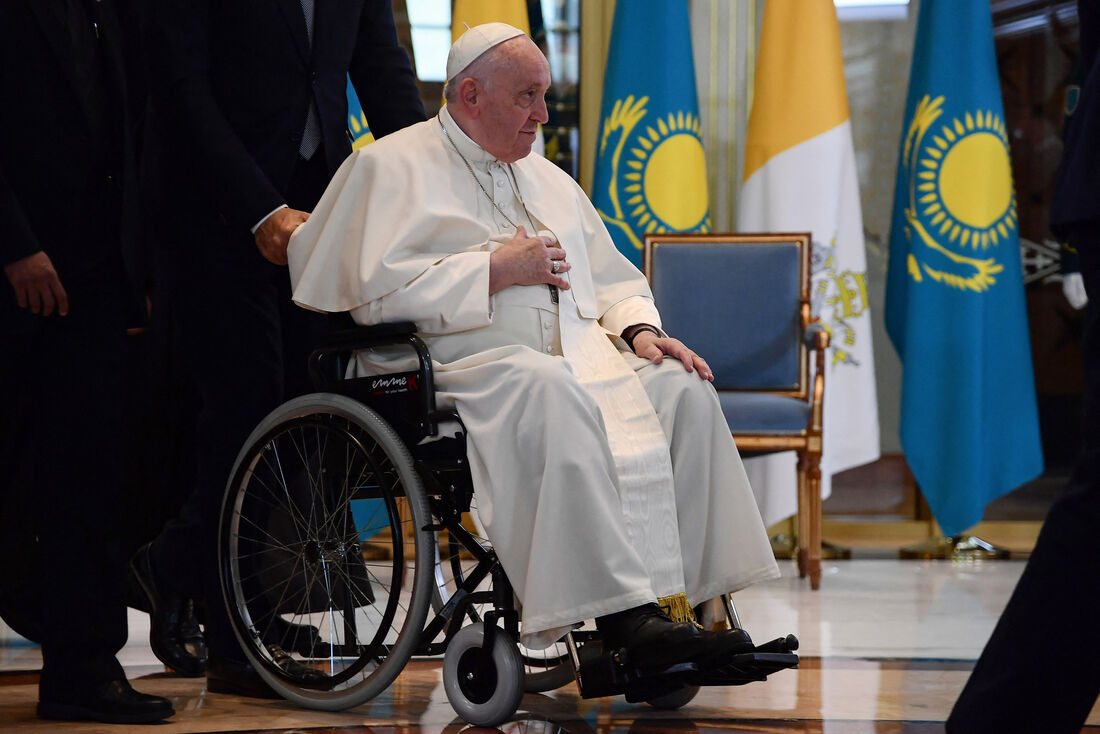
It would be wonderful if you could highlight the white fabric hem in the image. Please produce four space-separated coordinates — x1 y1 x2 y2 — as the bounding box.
688 564 782 607
519 588 655 649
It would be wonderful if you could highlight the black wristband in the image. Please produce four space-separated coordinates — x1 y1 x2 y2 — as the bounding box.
626 325 660 352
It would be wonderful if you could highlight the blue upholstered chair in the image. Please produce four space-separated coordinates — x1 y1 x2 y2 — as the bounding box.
644 232 829 589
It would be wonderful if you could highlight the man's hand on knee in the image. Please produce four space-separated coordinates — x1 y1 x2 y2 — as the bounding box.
632 332 714 381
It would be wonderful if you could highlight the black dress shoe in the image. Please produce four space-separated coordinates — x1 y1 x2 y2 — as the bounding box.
206 657 282 699
207 647 327 699
597 603 703 670
129 542 207 677
263 616 321 656
266 644 328 684
695 626 756 669
37 679 174 724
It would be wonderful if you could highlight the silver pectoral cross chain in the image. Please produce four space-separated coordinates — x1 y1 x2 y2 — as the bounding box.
442 122 558 304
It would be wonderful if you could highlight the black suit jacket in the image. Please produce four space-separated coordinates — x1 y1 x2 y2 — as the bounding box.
143 0 425 241
0 0 145 322
1050 0 1100 241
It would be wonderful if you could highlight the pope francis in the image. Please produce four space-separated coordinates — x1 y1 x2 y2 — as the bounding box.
288 23 779 671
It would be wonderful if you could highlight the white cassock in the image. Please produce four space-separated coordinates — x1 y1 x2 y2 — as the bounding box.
289 107 779 647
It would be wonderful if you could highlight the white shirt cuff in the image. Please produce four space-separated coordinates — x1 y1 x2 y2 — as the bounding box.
251 204 288 234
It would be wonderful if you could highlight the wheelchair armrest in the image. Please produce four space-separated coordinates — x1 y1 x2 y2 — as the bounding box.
307 321 447 437
317 321 419 352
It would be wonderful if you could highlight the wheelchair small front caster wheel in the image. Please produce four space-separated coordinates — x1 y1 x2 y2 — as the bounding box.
443 622 525 727
646 684 700 710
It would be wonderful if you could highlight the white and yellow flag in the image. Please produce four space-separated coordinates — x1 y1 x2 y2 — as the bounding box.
738 0 880 526
452 0 531 38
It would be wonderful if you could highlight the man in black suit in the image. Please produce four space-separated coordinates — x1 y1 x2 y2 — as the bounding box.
134 0 426 696
0 0 174 724
947 2 1100 731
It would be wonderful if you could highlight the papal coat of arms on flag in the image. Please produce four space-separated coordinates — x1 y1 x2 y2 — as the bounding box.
738 0 880 526
592 0 709 268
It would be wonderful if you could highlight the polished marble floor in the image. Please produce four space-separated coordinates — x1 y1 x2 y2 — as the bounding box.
2 559 1098 733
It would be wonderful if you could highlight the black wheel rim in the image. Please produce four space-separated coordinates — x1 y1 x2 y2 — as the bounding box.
222 410 416 688
456 645 498 705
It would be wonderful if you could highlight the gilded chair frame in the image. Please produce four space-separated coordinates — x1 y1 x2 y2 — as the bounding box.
643 232 828 589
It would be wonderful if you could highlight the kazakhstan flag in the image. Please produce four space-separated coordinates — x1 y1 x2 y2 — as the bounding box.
885 0 1043 537
592 0 709 268
346 76 373 150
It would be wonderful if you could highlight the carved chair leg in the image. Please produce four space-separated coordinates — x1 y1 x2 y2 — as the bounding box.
796 454 810 579
807 454 823 591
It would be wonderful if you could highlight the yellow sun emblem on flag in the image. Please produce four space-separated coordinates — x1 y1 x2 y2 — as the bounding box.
349 110 374 150
597 96 710 251
901 95 1016 291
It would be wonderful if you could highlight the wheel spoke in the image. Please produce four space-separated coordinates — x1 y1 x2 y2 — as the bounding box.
222 397 432 706
256 443 311 543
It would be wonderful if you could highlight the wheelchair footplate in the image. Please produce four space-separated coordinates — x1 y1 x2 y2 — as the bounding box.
570 632 800 702
691 634 800 687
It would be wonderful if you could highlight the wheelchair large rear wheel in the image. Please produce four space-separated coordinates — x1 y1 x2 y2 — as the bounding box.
219 393 433 710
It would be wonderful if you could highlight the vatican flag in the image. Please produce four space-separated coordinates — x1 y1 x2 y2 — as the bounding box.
885 0 1042 536
452 0 530 37
451 0 544 157
738 0 880 526
592 0 710 268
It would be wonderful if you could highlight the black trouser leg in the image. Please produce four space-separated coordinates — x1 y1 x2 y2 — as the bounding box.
947 227 1100 734
150 149 334 661
1 280 129 699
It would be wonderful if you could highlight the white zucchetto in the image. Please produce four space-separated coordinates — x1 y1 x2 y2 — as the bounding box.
446 22 527 83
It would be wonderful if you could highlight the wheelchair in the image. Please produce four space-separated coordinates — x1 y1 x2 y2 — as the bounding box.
217 321 800 727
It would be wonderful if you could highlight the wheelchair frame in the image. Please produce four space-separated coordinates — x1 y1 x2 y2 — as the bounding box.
217 321 798 727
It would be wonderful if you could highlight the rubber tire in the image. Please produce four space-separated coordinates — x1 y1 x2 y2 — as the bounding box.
647 684 700 710
219 393 434 710
429 512 572 693
443 622 525 727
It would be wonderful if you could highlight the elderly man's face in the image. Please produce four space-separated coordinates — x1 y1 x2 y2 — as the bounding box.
477 39 550 163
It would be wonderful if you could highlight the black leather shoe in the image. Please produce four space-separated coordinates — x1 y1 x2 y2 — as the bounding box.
695 626 756 669
268 644 327 681
206 658 281 699
129 542 207 677
207 646 327 699
263 616 321 656
597 603 703 670
37 679 174 724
